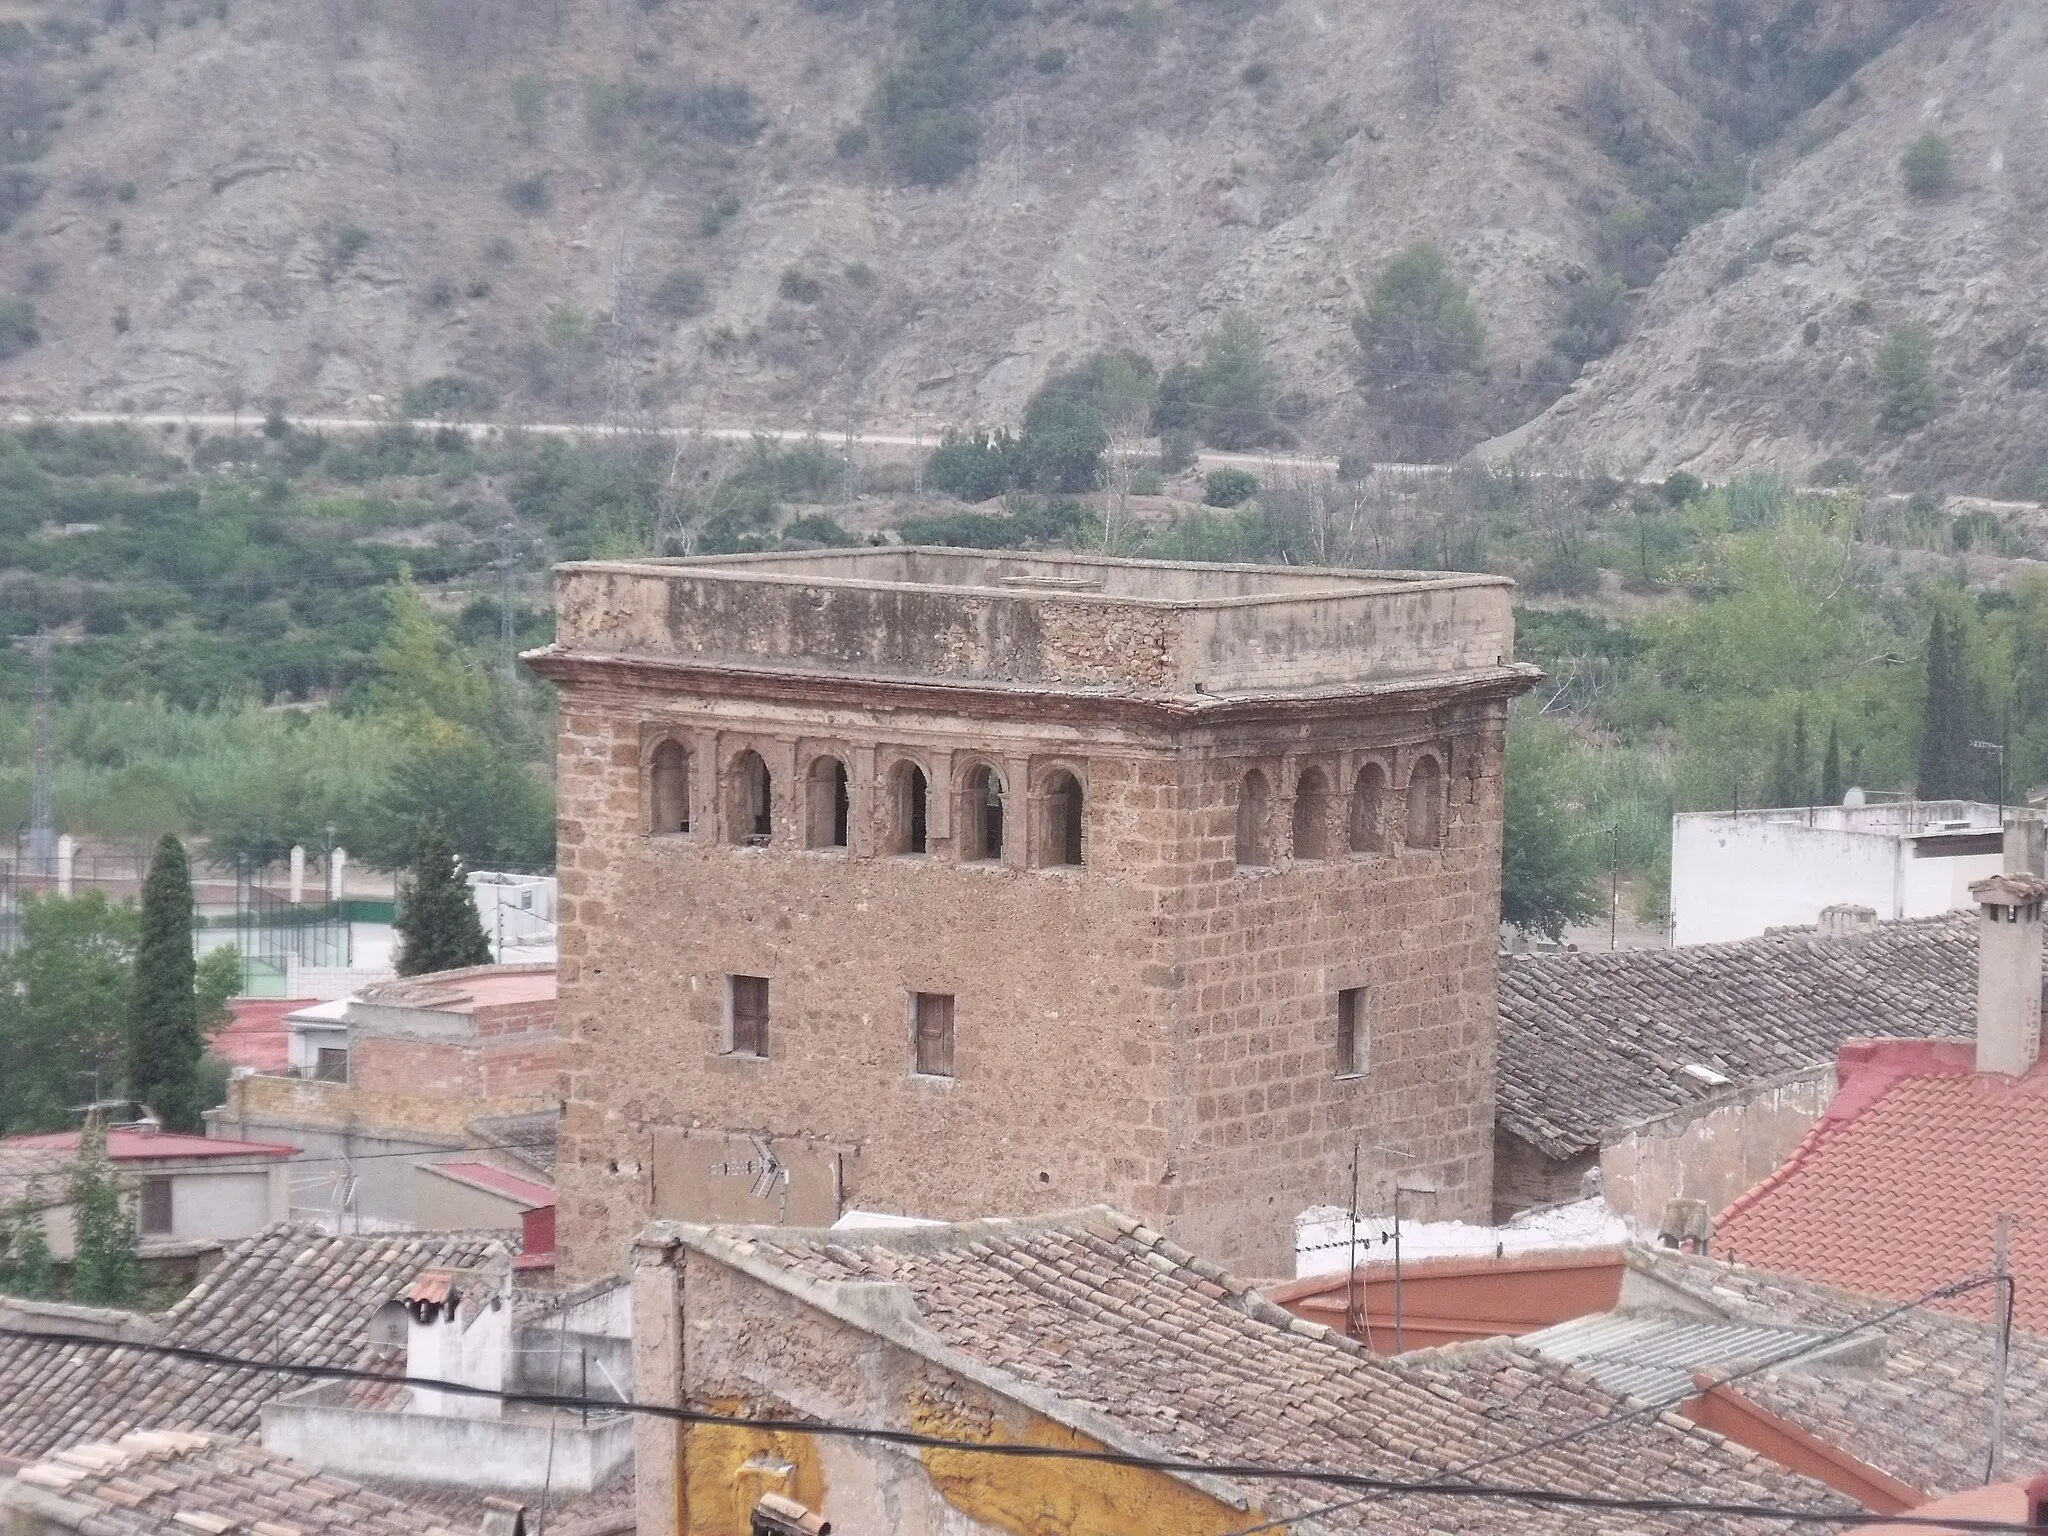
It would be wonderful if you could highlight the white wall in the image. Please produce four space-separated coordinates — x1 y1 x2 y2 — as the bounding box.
1671 812 2003 945
170 1168 285 1243
263 1393 630 1493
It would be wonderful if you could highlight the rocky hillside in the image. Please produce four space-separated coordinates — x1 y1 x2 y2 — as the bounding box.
1498 0 2048 497
0 0 2012 488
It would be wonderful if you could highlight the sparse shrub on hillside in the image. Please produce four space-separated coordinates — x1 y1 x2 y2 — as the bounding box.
842 261 876 288
1810 455 1861 487
502 173 552 215
897 497 1091 551
509 72 548 144
1129 468 1164 496
650 267 709 318
783 513 856 547
1876 321 1939 433
114 180 136 203
1035 47 1066 74
0 169 42 234
1153 311 1284 452
778 268 824 304
1353 242 1487 460
424 275 457 309
869 0 1025 187
676 83 765 144
1846 297 1876 325
0 296 40 361
1900 131 1954 199
697 190 741 237
2014 344 2048 390
111 305 129 334
834 125 869 158
1158 430 1197 474
1803 318 1822 345
1239 60 1269 86
1203 468 1258 507
400 375 499 419
322 223 371 281
262 403 289 439
1552 274 1629 371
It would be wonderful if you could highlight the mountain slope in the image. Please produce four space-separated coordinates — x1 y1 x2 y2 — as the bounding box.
1499 0 2048 496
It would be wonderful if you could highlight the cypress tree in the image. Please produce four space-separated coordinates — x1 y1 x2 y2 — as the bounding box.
1820 723 1844 806
1791 704 1810 805
128 834 203 1132
1917 611 1970 798
69 1118 140 1306
397 819 492 977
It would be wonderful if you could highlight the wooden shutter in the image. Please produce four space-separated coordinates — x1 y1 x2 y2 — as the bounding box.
731 975 770 1057
914 993 955 1077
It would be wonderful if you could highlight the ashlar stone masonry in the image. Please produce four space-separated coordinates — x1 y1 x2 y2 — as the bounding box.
526 549 1537 1278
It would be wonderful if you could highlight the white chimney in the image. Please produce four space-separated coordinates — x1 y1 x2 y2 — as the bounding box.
1972 872 2048 1076
401 1259 512 1419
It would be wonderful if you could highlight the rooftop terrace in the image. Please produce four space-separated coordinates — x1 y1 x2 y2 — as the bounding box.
543 549 1524 698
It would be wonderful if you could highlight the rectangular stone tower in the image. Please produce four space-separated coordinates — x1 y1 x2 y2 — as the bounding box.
528 549 1536 1278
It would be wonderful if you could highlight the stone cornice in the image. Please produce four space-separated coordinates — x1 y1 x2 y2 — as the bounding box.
523 647 1541 732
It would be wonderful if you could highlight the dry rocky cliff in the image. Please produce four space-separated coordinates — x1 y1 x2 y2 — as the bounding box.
0 0 2029 491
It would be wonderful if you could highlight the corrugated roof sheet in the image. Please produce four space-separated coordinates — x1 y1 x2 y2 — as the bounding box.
1523 1312 1827 1404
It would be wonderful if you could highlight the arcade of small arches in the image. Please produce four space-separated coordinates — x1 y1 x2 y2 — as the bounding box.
1235 751 1452 870
643 737 1088 869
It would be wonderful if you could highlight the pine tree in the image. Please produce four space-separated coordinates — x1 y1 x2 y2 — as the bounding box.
128 834 203 1132
69 1119 140 1306
396 819 492 977
1917 611 1972 798
1790 704 1810 805
1820 723 1844 806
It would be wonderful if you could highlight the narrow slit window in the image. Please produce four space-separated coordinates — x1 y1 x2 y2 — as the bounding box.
729 974 769 1058
730 751 773 846
1236 770 1272 868
1292 768 1330 861
1350 763 1386 853
650 741 690 834
1405 755 1444 849
889 762 929 855
806 757 850 849
1336 988 1369 1077
963 765 1004 862
1041 770 1084 866
139 1175 173 1236
914 992 955 1078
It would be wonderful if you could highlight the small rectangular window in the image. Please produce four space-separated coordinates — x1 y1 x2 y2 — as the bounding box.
1336 988 1369 1077
913 992 955 1078
314 1047 349 1084
729 975 770 1058
140 1176 173 1236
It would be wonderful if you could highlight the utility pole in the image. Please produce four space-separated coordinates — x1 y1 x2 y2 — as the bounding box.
1344 1142 1363 1343
1989 1213 2012 1483
1609 823 1619 951
24 633 55 880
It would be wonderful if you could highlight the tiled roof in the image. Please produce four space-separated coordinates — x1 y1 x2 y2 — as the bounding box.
0 1131 298 1161
0 1224 514 1461
0 1431 463 1536
213 1000 307 1075
467 1112 558 1180
689 1208 1853 1535
1712 1044 2048 1330
1496 913 1978 1158
1622 1248 2048 1499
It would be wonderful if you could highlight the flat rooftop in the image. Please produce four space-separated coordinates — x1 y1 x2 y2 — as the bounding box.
543 548 1524 697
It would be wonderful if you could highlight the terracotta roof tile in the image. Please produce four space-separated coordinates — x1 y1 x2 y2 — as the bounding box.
1713 1050 2048 1331
0 1225 514 1462
1497 913 1980 1157
693 1209 1853 1535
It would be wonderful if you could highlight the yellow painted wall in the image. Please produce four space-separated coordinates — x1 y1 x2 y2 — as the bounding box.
912 1395 1272 1536
680 1398 827 1536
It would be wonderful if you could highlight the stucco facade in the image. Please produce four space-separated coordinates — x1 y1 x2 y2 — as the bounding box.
529 550 1537 1278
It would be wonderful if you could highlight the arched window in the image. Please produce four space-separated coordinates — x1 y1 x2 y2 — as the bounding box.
729 750 773 846
1405 754 1444 849
649 741 690 835
1236 770 1271 868
1350 762 1386 854
962 764 1005 862
1040 769 1084 867
887 761 929 855
1292 767 1330 861
805 757 850 849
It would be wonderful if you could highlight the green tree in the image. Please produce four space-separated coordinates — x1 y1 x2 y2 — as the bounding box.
0 1191 55 1298
68 1118 141 1306
1900 131 1954 199
1501 719 1603 942
1152 312 1282 452
1353 242 1487 459
1917 608 1975 798
0 894 138 1134
128 835 204 1132
358 731 555 872
396 819 493 976
1820 721 1844 805
1769 730 1796 808
196 945 242 1036
365 576 498 737
1876 321 1940 432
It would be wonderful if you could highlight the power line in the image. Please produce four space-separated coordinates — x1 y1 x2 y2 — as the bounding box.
1 1324 2036 1529
1217 1269 2010 1536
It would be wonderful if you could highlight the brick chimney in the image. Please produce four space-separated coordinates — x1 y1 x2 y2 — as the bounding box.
1971 872 2048 1076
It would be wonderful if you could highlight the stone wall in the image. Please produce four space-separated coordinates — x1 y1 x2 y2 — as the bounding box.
1599 1069 1834 1228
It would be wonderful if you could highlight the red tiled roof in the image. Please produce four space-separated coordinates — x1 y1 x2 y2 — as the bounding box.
420 1160 554 1209
210 997 310 1073
1715 1039 2048 1329
0 1130 298 1161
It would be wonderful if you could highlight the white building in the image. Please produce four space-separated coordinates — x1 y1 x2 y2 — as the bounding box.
467 871 556 962
1669 798 2009 946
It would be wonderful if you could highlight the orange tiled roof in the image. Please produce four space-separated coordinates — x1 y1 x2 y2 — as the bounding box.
1714 1040 2048 1330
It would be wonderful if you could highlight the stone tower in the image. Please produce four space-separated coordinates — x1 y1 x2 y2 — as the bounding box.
528 549 1536 1278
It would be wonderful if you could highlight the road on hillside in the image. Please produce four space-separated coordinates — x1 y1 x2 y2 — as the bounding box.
3 410 1454 480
